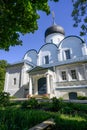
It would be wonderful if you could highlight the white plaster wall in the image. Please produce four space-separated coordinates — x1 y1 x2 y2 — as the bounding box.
7 66 22 89
4 63 31 97
58 36 83 61
4 64 23 97
53 62 87 99
38 44 58 66
45 33 65 46
55 89 87 99
22 63 31 85
82 43 87 56
55 63 86 82
23 50 37 65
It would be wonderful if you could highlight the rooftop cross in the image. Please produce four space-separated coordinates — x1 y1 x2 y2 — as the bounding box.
51 11 56 25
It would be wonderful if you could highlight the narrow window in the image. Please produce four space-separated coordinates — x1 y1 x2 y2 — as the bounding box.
14 78 16 85
51 39 53 43
45 56 49 64
65 50 71 59
61 71 67 80
71 70 77 79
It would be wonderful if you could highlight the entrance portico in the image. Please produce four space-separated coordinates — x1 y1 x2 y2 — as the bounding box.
28 67 54 98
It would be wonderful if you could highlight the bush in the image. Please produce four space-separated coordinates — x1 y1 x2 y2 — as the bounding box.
38 101 52 111
21 98 38 109
77 96 87 100
60 106 75 114
51 97 62 112
0 92 10 107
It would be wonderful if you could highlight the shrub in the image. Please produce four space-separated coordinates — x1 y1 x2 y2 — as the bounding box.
21 98 38 109
77 96 87 100
51 97 61 112
38 101 52 111
0 92 10 107
60 106 74 114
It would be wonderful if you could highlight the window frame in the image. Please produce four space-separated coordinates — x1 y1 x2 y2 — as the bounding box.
61 70 67 81
44 55 49 64
70 69 77 80
65 49 71 60
14 78 16 85
51 39 53 43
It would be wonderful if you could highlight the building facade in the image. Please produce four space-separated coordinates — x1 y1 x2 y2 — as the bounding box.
4 23 87 99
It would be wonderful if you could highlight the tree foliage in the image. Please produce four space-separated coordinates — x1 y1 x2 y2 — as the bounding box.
0 92 10 107
72 0 87 36
0 0 86 50
0 0 58 51
0 60 8 92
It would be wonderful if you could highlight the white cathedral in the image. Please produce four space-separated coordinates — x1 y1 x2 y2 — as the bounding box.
4 21 87 99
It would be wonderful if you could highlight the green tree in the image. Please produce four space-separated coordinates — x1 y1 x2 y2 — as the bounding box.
0 0 86 51
0 60 8 92
0 0 58 51
72 0 87 36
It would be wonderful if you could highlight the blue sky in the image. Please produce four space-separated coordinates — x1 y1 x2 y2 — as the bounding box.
0 0 86 63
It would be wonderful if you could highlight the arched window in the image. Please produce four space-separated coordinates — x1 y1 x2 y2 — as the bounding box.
69 92 77 99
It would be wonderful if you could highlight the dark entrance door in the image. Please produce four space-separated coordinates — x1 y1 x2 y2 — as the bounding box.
69 92 77 99
38 78 46 95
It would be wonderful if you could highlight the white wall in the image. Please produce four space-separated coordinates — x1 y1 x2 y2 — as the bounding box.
23 50 38 65
4 63 31 97
45 33 65 46
4 64 23 96
38 43 58 65
58 36 84 61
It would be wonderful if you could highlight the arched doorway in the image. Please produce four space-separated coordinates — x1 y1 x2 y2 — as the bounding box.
38 78 47 95
69 92 77 100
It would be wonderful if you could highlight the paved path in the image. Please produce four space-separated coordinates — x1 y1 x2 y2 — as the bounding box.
10 98 87 104
64 100 87 104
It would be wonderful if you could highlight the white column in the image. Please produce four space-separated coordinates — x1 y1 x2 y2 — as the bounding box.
34 77 38 95
83 64 87 80
20 66 25 87
29 76 32 95
46 74 50 94
82 43 87 56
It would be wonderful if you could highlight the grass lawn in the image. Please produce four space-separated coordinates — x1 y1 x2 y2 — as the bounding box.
0 98 87 130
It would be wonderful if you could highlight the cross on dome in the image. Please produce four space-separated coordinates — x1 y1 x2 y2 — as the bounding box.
51 11 56 25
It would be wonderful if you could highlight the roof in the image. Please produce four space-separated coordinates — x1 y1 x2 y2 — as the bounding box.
7 59 36 67
45 25 65 37
41 55 87 68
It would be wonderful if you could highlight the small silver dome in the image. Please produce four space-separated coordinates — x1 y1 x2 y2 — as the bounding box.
45 25 65 37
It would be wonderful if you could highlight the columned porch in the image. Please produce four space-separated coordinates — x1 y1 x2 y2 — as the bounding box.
28 67 54 98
